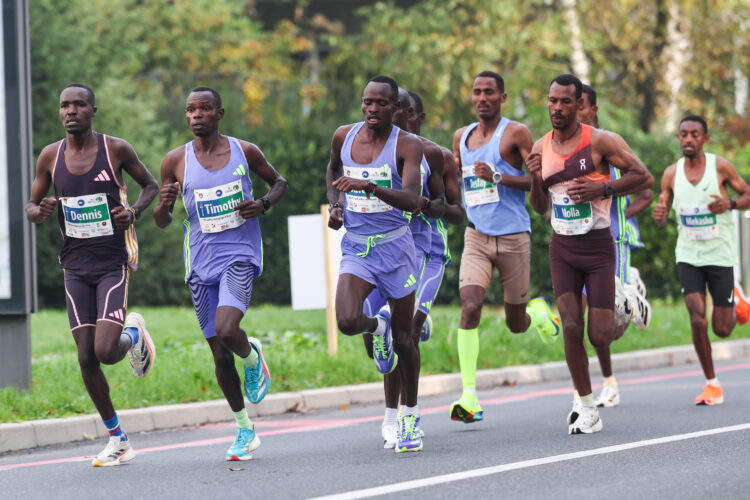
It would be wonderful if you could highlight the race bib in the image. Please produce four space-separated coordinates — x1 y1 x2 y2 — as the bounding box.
61 193 113 239
462 166 499 207
678 205 719 240
194 179 245 234
344 164 392 213
550 191 593 235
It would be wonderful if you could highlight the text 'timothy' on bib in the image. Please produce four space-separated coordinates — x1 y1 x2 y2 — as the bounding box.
194 178 246 234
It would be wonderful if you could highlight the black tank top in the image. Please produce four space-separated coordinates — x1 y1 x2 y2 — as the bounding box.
53 133 133 272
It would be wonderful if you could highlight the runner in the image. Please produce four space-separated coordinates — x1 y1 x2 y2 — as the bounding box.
653 114 750 405
326 76 425 452
153 86 287 460
527 73 652 434
26 83 158 466
450 70 560 424
578 84 654 408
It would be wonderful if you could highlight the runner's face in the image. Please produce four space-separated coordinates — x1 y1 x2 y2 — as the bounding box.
578 93 598 127
472 77 505 120
361 83 394 130
547 82 581 130
392 89 411 129
406 95 424 134
59 87 96 135
186 92 224 138
677 121 708 158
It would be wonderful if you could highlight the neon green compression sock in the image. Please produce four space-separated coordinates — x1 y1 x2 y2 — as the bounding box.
233 408 253 429
457 328 479 390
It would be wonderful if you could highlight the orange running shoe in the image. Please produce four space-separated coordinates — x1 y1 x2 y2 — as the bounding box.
695 383 724 406
734 285 750 326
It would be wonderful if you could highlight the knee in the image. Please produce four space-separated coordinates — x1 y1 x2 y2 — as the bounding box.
714 324 733 338
214 319 238 344
461 298 483 325
562 320 584 342
391 329 414 357
337 313 361 336
506 312 527 334
94 345 119 365
77 349 99 371
588 327 612 348
689 316 708 334
210 345 235 369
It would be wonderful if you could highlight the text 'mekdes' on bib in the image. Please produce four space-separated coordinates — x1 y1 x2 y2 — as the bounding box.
61 193 113 238
194 179 246 234
462 166 499 207
344 165 392 213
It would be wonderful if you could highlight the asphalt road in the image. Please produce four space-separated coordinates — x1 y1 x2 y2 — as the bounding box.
2 359 750 499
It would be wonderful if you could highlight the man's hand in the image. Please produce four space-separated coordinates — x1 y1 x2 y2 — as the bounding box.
525 152 542 180
111 206 134 230
36 197 57 220
332 176 370 195
328 205 343 230
567 177 604 203
708 194 730 214
234 200 265 219
653 194 668 222
159 181 180 207
473 161 494 183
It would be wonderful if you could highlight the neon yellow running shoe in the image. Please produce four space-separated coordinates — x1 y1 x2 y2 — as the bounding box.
528 297 560 343
450 390 483 423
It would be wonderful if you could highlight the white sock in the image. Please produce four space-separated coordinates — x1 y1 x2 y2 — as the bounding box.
580 394 595 408
707 378 720 387
372 316 387 337
403 405 419 418
383 407 398 425
573 390 581 402
603 375 617 387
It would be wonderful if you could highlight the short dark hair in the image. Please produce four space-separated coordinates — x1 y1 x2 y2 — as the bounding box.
63 83 95 106
679 114 708 133
189 86 222 108
550 74 583 99
476 70 504 92
367 76 399 102
581 84 597 106
407 91 423 114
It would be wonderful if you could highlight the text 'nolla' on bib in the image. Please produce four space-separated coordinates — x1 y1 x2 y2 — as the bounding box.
344 165 392 213
678 205 719 240
462 165 499 207
194 179 246 233
551 191 593 235
61 193 113 238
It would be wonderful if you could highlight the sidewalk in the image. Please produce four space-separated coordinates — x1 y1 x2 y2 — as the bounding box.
2 339 750 454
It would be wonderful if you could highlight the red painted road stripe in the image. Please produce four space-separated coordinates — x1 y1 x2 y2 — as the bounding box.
2 362 748 471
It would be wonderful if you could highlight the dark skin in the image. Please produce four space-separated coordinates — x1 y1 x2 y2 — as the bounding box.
653 119 750 380
25 86 158 421
526 81 653 397
578 94 654 377
326 81 423 407
154 91 288 412
452 76 535 334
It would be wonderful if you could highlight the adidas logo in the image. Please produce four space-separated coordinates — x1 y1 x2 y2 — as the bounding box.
233 165 247 176
94 170 111 182
109 309 124 321
421 300 432 310
404 274 416 287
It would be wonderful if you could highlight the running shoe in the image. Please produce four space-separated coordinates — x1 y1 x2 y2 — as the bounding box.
226 426 261 461
92 436 135 467
695 383 724 406
450 390 483 423
625 284 651 331
528 297 561 343
244 337 270 404
568 406 603 434
420 314 433 342
629 266 647 298
373 307 397 374
395 414 422 453
125 312 156 378
382 421 398 449
734 284 750 326
614 277 634 326
595 384 621 407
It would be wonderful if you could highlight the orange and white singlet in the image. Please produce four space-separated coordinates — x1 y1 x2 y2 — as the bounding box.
541 124 611 235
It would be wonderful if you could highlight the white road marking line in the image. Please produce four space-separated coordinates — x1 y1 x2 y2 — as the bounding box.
309 422 750 500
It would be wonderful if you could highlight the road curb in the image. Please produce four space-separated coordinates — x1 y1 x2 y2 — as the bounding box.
2 338 750 454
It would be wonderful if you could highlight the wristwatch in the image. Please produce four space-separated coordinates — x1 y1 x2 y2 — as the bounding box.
492 172 503 185
260 197 271 213
128 206 141 221
364 181 377 195
603 182 614 198
421 196 431 213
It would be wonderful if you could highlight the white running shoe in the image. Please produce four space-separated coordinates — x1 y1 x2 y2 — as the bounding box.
614 277 634 326
595 384 621 407
125 312 155 378
382 421 398 449
625 284 651 331
568 406 603 434
92 436 135 467
629 267 647 298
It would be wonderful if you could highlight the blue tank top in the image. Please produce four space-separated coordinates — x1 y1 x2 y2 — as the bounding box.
181 136 263 282
410 157 432 256
53 133 137 272
459 118 530 236
341 122 410 235
609 166 643 249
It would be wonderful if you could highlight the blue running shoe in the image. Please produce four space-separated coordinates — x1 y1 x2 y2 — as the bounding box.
244 337 270 404
373 307 397 374
226 427 261 461
395 414 423 453
419 314 432 342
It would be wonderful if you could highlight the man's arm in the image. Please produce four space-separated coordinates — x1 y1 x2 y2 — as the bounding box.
325 126 349 230
452 127 465 171
608 132 654 218
153 148 182 228
25 144 58 224
421 141 445 218
236 141 288 219
526 139 548 215
477 122 533 192
707 156 750 214
110 137 158 229
653 165 675 227
441 147 464 224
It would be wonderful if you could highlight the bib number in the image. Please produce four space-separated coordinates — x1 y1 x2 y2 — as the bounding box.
61 193 113 238
550 191 593 235
678 205 718 240
344 165 392 213
462 166 499 207
194 179 245 234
